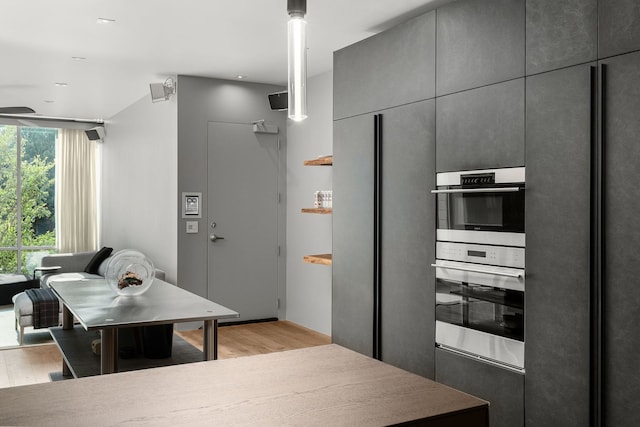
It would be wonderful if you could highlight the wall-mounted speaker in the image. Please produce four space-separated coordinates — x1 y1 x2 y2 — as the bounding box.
150 78 176 103
268 91 288 111
85 126 105 141
150 83 169 102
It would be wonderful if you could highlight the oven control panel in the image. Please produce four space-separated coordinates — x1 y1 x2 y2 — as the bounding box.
436 241 525 269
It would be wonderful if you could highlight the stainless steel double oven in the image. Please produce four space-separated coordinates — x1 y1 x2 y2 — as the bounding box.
432 167 525 371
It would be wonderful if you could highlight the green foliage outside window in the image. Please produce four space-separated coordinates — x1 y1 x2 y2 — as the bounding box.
0 126 56 274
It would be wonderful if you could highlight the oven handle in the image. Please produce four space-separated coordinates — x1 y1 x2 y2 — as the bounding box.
430 263 523 278
431 187 521 194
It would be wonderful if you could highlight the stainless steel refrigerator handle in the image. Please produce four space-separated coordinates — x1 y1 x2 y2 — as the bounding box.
430 187 521 194
431 263 523 278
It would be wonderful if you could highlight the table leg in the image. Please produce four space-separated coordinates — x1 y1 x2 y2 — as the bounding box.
62 359 72 377
203 319 218 361
101 328 118 374
61 305 73 330
60 304 74 375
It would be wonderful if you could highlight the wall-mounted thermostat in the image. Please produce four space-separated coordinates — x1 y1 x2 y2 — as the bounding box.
182 192 202 218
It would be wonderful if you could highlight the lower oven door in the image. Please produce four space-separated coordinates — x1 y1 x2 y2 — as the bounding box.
433 260 525 371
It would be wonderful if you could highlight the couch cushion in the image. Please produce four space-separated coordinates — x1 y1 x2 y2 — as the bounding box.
41 251 97 272
42 272 103 289
97 256 112 277
84 247 113 274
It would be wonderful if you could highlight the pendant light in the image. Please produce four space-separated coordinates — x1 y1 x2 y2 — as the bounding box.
287 0 307 121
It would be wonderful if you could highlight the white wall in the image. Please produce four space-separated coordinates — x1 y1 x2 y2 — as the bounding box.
286 71 333 335
101 94 178 284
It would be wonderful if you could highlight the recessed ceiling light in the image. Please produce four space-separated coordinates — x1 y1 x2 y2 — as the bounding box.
71 56 87 61
55 82 68 87
236 75 246 79
96 17 116 24
44 100 55 103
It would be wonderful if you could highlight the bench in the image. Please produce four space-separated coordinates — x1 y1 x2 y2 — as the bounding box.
0 274 39 306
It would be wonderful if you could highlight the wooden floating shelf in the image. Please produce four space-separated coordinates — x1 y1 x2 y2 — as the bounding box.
304 155 333 166
301 208 333 214
303 254 333 266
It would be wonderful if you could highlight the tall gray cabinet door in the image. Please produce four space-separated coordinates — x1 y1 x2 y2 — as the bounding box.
436 349 524 427
380 100 435 379
525 63 593 427
525 0 597 75
601 51 640 427
332 114 374 357
333 11 435 120
436 78 524 172
436 0 524 96
599 0 640 59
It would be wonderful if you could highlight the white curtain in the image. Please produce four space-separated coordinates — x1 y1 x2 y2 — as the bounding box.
55 129 99 253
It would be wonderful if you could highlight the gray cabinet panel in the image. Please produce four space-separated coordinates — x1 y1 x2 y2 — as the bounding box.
332 114 374 357
435 348 523 427
436 0 525 96
380 100 435 379
333 12 435 120
599 0 640 59
525 64 593 427
526 0 597 75
601 51 640 427
436 78 524 172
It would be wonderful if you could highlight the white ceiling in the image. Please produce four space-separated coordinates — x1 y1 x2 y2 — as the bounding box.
0 0 451 122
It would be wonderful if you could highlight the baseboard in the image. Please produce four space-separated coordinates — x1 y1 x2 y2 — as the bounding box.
219 318 279 327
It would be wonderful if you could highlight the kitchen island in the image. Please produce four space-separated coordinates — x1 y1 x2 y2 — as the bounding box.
0 344 488 426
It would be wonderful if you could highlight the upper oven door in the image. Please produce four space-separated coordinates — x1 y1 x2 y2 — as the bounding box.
433 167 525 247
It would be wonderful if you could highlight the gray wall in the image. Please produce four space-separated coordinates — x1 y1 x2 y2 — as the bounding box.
102 93 178 284
101 73 332 335
286 71 333 335
176 76 287 308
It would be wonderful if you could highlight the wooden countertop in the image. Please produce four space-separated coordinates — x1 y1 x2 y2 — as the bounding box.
0 344 488 426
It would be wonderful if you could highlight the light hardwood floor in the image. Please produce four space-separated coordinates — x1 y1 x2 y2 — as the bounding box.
0 321 330 389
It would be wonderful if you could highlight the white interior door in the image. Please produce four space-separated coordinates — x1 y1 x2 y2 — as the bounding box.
207 121 280 322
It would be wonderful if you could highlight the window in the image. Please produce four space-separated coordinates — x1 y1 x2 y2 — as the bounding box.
0 125 57 274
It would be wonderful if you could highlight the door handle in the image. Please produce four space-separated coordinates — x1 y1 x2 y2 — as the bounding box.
431 263 523 278
430 187 521 194
210 233 225 242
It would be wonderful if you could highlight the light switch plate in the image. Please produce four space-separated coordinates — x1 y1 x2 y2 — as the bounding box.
186 221 199 234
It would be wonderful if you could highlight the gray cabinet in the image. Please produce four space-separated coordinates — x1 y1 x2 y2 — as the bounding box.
525 63 593 427
332 100 436 378
435 348 524 427
526 0 597 75
332 114 375 357
525 0 640 74
436 78 524 172
380 100 435 379
333 11 435 120
524 53 640 426
436 0 524 96
599 0 640 59
601 51 640 427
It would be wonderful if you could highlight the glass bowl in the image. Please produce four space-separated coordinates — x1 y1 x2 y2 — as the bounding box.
104 249 155 296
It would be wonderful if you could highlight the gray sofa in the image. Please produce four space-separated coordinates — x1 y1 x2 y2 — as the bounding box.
13 250 165 345
38 250 165 287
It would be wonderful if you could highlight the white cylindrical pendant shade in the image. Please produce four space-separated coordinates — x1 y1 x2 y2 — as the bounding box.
288 15 307 121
